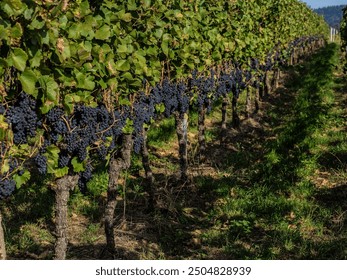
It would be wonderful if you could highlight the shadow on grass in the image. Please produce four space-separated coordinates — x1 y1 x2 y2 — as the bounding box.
179 43 347 259
0 174 55 259
132 43 347 260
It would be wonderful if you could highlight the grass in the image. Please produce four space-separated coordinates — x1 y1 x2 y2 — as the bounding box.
1 43 346 259
198 43 347 259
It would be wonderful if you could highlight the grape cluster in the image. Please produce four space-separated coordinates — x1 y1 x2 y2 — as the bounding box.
35 154 47 175
232 67 245 98
177 82 189 114
78 164 93 193
6 93 40 144
0 178 16 200
251 58 259 70
151 85 164 105
24 103 128 191
46 107 68 142
216 74 228 98
162 79 179 117
245 70 252 83
58 152 70 168
189 70 215 111
0 105 5 115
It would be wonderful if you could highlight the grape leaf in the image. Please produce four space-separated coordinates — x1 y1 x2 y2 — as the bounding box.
19 69 38 96
10 48 28 72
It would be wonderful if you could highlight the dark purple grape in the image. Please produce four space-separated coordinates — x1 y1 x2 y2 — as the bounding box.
0 179 16 200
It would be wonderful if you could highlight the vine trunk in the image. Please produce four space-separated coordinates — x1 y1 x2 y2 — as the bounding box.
104 134 133 256
53 175 79 260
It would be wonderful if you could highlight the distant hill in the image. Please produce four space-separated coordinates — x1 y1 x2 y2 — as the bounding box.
314 5 345 28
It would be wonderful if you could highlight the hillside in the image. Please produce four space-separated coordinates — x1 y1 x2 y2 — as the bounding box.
315 5 345 28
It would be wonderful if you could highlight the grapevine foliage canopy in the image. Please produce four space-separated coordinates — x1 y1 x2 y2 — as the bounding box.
0 0 329 198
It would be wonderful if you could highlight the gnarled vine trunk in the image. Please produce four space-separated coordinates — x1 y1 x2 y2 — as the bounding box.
220 96 229 143
0 211 6 260
272 68 281 90
245 87 252 118
264 71 272 96
232 95 240 129
53 175 79 260
254 87 261 114
175 112 189 181
105 134 133 256
141 127 155 211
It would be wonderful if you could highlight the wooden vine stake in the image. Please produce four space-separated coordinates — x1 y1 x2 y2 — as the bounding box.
141 126 155 211
53 175 79 260
175 112 189 181
105 134 133 256
0 210 6 260
198 104 207 162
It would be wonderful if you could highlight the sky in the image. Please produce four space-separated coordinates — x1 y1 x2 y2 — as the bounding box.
301 0 347 9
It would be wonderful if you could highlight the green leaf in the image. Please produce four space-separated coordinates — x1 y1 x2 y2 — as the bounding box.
29 18 45 30
0 116 9 141
127 0 137 11
95 24 111 40
45 145 60 175
115 60 131 72
29 50 42 68
68 23 81 39
11 22 23 39
121 13 132 22
4 0 24 11
39 76 59 102
57 37 71 61
63 94 81 114
106 58 117 76
71 157 85 172
1 159 10 174
10 48 28 72
119 97 131 106
79 0 91 17
161 33 171 56
107 77 118 91
146 46 158 56
2 0 25 16
161 41 169 56
38 76 59 113
77 42 92 61
75 72 96 90
13 170 31 188
46 145 60 157
53 167 69 178
19 69 38 96
117 44 134 54
23 7 33 19
122 118 134 134
121 72 133 81
130 78 142 88
0 25 7 41
143 0 151 8
155 103 165 114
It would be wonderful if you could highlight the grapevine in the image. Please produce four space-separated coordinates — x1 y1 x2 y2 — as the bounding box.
0 0 329 259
